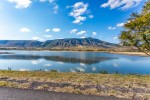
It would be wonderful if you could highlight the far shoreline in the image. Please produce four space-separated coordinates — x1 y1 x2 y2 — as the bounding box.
0 49 149 56
109 51 149 57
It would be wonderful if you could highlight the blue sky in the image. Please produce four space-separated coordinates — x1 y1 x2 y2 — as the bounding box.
0 0 147 43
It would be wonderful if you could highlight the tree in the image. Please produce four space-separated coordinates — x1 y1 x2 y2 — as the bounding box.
119 0 150 55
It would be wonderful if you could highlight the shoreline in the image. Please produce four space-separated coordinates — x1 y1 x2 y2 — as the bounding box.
0 70 149 99
0 50 149 57
0 52 12 54
109 51 149 57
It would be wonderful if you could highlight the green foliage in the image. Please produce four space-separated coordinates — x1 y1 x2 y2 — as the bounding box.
119 1 150 55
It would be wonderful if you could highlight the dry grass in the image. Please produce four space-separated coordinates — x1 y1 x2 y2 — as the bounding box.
0 71 150 99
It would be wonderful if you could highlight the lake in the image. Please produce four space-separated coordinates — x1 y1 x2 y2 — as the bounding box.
0 50 150 74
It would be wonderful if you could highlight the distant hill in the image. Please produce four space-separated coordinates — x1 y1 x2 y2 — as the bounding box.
0 38 118 49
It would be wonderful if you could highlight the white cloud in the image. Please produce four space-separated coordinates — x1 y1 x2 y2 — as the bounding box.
32 37 44 41
101 0 142 10
49 0 55 3
92 32 97 36
70 29 88 38
116 22 125 27
43 35 53 38
53 4 59 14
76 30 87 35
73 16 87 24
40 0 58 14
39 0 46 2
70 29 78 34
108 26 116 30
113 36 118 40
40 0 55 3
52 28 61 32
69 2 93 24
8 0 32 9
45 29 50 32
19 27 31 33
72 20 80 24
89 15 94 18
107 23 124 30
32 37 40 40
80 36 86 38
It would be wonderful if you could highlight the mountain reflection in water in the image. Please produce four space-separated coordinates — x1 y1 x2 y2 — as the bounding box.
0 54 116 64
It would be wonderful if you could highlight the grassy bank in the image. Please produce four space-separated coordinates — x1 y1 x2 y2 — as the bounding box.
0 71 150 99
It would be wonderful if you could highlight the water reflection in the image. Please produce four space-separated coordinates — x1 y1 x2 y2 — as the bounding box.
0 50 150 74
0 54 116 64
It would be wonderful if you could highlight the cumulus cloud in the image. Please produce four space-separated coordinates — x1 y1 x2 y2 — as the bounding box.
89 15 94 18
40 0 55 3
70 29 78 34
32 37 40 40
53 4 59 14
108 26 116 30
108 22 124 30
52 28 61 32
92 32 97 36
43 35 53 38
113 36 118 40
45 29 50 32
69 2 93 24
8 0 32 9
32 37 44 41
80 36 86 38
40 0 59 14
76 30 87 35
19 27 31 33
70 29 88 38
101 0 142 10
116 22 125 27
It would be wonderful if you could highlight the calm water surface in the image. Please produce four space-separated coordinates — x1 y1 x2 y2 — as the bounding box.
0 50 150 74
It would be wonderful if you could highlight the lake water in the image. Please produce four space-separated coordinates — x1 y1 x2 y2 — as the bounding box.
0 50 150 74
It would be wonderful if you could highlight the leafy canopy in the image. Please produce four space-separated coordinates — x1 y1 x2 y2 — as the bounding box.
119 0 150 55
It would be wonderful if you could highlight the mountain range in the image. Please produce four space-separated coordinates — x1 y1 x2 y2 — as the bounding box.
0 37 118 49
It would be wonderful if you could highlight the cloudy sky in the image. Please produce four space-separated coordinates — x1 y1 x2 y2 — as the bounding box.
0 0 146 43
